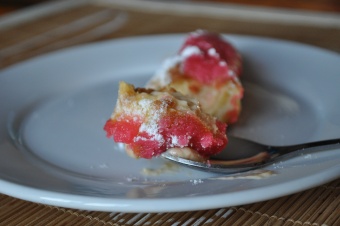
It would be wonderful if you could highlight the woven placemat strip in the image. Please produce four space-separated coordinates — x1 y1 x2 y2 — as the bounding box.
0 179 339 226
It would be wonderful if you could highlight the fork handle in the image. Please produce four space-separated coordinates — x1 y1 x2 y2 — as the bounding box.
268 138 340 158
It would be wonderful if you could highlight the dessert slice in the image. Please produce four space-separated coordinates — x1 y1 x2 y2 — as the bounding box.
147 30 244 124
104 82 228 160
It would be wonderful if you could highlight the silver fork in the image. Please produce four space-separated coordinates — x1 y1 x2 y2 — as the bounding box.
161 136 340 174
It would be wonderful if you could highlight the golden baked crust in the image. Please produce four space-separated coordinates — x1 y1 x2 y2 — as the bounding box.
148 65 243 124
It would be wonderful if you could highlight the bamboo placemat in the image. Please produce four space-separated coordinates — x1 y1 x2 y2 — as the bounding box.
0 0 339 225
0 180 339 225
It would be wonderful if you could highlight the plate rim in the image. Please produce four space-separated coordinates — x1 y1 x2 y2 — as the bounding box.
0 33 339 212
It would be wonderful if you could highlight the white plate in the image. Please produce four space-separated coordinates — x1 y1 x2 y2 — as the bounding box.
0 34 339 213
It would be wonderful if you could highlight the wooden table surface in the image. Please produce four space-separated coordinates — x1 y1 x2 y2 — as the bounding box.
0 0 339 225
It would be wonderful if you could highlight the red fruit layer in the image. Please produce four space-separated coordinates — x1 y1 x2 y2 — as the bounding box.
104 113 227 159
159 112 227 158
179 31 240 84
104 117 142 143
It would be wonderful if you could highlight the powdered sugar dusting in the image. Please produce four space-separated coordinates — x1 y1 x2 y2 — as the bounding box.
190 29 206 37
190 179 204 185
134 96 167 144
228 69 235 77
208 48 219 57
148 46 201 87
181 46 201 58
170 135 181 147
137 99 153 111
219 61 227 66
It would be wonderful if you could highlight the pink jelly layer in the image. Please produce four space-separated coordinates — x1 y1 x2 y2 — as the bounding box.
104 113 227 159
179 31 240 84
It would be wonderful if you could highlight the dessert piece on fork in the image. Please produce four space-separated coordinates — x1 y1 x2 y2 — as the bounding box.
104 31 243 161
104 82 228 161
